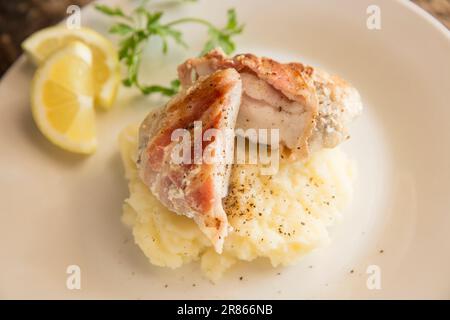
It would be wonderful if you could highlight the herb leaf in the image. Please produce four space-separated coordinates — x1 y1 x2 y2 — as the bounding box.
95 4 129 19
109 23 134 35
139 79 181 96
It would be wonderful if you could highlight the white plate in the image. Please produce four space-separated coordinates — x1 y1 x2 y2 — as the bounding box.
0 0 449 299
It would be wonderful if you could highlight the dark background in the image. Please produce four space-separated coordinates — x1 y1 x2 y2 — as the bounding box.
0 0 449 78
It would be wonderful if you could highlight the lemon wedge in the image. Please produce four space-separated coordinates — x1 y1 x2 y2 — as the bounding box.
23 26 120 109
31 41 97 154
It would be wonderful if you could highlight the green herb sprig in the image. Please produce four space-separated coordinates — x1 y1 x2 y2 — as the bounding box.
96 2 244 97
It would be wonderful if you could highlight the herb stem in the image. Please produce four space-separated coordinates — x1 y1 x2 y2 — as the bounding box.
164 17 215 29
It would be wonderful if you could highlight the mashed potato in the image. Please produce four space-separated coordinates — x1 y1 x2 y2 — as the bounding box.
119 125 355 282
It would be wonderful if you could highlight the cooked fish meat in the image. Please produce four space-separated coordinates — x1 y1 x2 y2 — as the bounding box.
178 48 362 159
137 68 242 253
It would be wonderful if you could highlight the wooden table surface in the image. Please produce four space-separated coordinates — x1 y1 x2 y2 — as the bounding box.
0 0 449 77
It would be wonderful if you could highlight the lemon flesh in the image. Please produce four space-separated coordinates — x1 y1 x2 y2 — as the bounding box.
31 41 97 154
23 26 120 109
